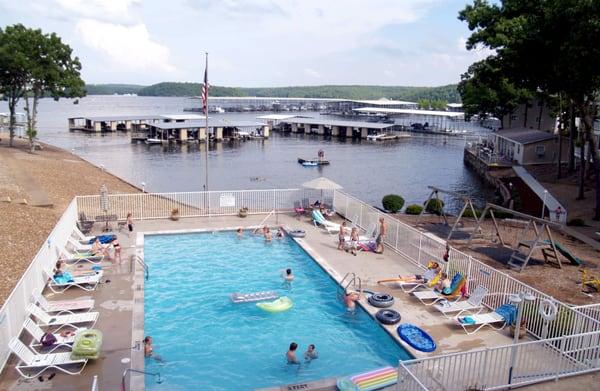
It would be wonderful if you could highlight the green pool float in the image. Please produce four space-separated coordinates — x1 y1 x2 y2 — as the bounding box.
71 329 103 360
256 296 293 313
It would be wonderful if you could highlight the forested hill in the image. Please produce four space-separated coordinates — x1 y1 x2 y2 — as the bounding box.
85 82 461 102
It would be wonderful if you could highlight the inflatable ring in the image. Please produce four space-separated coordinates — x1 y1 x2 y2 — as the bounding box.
368 293 394 308
288 229 306 238
376 309 401 325
539 299 558 322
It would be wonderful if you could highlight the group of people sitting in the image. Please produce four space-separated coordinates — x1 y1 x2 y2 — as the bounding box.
89 237 122 263
398 261 454 293
246 226 285 242
336 217 387 255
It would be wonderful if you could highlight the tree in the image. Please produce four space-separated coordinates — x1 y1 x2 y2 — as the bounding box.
22 28 85 151
0 25 30 147
459 0 600 220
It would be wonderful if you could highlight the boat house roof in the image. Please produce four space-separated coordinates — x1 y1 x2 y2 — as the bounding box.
494 128 556 145
353 107 465 118
282 118 395 129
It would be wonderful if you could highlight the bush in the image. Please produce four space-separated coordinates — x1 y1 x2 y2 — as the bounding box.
382 194 405 213
462 208 482 218
405 204 423 215
425 198 444 215
567 218 586 227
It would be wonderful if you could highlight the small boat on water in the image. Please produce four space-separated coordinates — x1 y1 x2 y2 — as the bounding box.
145 138 162 145
298 158 330 166
366 133 411 141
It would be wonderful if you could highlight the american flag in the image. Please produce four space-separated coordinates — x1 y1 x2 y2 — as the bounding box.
201 65 209 114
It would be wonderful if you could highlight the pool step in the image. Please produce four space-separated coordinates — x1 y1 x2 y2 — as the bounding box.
254 377 337 391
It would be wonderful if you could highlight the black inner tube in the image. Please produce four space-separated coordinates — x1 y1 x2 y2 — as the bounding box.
376 309 401 325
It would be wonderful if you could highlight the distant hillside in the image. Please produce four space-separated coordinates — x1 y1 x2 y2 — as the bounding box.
85 84 144 95
86 82 461 102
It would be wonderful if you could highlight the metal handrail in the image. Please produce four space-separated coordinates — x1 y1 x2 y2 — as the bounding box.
121 368 162 391
131 255 149 280
339 272 362 299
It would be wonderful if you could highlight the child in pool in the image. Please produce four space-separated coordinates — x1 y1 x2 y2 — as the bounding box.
304 344 318 361
286 342 300 364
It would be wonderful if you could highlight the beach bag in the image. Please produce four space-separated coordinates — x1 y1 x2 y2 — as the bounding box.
41 332 57 347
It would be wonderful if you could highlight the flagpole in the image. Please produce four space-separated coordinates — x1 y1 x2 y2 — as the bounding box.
204 52 209 194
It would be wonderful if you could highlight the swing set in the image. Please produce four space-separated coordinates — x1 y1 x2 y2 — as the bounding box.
466 203 563 272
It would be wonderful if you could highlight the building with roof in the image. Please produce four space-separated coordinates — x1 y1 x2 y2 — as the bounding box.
493 128 567 165
501 99 557 132
279 117 397 138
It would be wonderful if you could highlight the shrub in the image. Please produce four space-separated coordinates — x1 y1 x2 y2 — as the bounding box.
382 194 405 213
405 204 423 215
567 218 586 227
425 198 444 215
462 208 482 218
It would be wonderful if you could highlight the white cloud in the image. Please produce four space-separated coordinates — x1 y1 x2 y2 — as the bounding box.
76 19 177 74
304 68 322 79
54 0 141 21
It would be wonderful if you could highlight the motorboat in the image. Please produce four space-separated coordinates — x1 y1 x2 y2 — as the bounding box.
297 158 330 166
145 138 162 145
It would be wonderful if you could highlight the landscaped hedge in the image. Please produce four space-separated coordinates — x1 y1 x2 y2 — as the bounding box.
405 204 423 215
425 199 444 215
382 194 405 213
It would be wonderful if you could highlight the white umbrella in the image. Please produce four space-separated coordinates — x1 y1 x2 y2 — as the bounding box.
302 177 342 203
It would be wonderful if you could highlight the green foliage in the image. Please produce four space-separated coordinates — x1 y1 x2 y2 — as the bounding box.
85 84 144 95
425 199 444 215
462 208 481 218
405 204 423 215
97 82 464 101
382 194 405 213
567 218 586 227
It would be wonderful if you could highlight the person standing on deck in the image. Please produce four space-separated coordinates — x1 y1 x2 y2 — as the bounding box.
375 217 387 254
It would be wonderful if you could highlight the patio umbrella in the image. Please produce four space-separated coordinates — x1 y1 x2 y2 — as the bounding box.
302 177 342 202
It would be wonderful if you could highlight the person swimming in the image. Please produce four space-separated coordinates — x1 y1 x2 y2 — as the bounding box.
286 342 300 364
344 291 361 311
304 344 318 361
144 336 163 362
236 228 243 238
283 268 294 282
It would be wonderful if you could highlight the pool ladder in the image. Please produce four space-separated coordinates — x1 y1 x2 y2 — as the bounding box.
131 255 149 280
339 272 362 299
121 368 162 391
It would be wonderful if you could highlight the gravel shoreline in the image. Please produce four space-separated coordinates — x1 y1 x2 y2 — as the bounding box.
0 135 139 306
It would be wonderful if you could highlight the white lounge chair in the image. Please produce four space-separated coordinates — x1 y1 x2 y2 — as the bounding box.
454 304 517 335
72 225 95 243
67 237 93 252
312 210 340 233
32 292 94 313
432 285 489 318
43 268 103 293
412 274 466 305
23 318 82 350
28 304 98 328
343 222 377 242
55 244 104 265
9 338 87 378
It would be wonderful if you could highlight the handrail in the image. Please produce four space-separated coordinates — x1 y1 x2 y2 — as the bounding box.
339 272 362 299
121 368 162 391
256 209 276 228
131 255 149 280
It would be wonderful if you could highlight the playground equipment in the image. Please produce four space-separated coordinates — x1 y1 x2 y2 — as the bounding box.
467 203 563 272
417 186 482 241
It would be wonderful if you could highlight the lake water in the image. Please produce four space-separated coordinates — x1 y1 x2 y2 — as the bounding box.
0 96 491 211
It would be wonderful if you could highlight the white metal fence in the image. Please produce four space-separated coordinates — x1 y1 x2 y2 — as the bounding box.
331 189 600 389
396 330 600 391
0 199 79 374
76 189 327 221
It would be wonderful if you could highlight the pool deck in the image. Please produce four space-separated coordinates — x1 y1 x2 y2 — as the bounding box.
0 212 525 390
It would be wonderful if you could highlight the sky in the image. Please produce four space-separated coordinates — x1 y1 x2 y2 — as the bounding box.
0 0 492 87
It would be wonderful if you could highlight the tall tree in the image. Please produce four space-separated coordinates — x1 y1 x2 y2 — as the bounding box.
22 28 85 151
0 25 30 147
460 0 600 220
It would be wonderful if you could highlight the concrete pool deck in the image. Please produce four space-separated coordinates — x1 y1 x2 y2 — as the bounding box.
0 212 531 390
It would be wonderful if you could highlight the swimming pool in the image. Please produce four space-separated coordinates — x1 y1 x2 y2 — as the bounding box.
143 231 411 390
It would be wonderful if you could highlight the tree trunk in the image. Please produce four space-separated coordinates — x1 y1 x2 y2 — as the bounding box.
24 95 33 152
568 103 576 173
579 101 600 219
577 136 586 200
7 95 16 147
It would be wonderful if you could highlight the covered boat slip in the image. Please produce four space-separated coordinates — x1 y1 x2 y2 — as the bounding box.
68 115 163 132
278 117 397 139
143 119 269 143
354 107 470 134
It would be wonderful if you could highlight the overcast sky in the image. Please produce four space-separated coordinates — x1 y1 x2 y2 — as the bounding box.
0 0 491 87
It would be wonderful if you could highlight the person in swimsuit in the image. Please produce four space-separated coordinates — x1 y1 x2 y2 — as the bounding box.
112 238 122 263
283 268 294 282
348 227 359 256
236 228 244 238
344 291 360 311
286 342 300 364
375 217 387 254
144 336 163 361
276 226 285 238
397 262 440 283
264 227 272 242
304 344 318 361
337 221 347 251
126 212 134 238
91 238 109 257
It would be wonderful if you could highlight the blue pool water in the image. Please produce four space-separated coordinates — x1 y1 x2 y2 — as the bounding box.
143 231 411 390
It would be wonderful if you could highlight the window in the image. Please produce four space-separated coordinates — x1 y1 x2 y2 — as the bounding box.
535 145 546 156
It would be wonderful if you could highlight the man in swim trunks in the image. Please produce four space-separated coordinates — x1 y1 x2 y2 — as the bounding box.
304 344 318 361
286 342 300 364
283 268 294 282
375 217 387 254
344 291 361 311
337 221 347 251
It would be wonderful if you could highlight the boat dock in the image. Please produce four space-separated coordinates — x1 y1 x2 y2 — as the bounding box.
276 117 399 139
353 107 469 134
68 115 269 143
